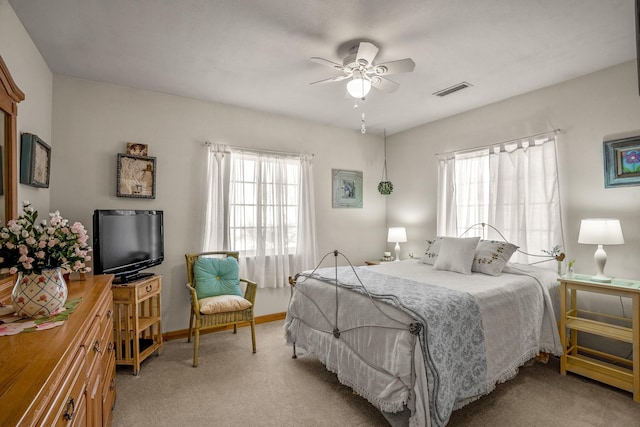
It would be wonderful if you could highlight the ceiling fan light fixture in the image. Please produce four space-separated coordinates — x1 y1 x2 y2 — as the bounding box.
347 76 371 99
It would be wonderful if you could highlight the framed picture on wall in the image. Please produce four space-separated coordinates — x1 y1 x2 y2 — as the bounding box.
126 142 148 156
603 136 640 188
20 133 51 188
116 153 156 198
332 169 363 208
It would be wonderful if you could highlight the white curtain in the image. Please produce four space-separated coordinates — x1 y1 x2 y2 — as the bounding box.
437 134 564 266
436 155 457 237
292 154 318 273
201 143 228 251
202 145 317 288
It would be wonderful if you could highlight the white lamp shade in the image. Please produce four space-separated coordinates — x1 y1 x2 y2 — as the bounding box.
387 227 407 243
578 218 624 245
347 77 372 99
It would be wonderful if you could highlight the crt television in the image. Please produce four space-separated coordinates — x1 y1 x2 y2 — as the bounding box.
93 209 164 283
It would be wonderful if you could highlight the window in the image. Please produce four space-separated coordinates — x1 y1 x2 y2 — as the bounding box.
202 144 317 288
228 153 300 255
437 134 564 265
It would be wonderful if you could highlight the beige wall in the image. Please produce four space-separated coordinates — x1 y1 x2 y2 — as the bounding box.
3 0 387 333
4 0 640 343
387 60 640 280
0 0 53 215
386 60 640 355
51 76 387 332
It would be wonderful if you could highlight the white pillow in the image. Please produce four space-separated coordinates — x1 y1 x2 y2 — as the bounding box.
420 236 443 265
472 240 518 276
433 236 481 274
198 295 252 314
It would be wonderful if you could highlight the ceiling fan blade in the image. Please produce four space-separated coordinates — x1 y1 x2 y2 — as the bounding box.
310 57 345 72
371 76 399 93
374 58 416 75
310 75 350 85
356 42 379 66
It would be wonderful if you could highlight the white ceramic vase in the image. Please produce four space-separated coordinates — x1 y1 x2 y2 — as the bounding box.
11 268 68 318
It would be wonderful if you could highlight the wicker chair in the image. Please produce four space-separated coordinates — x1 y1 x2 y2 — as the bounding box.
185 251 257 367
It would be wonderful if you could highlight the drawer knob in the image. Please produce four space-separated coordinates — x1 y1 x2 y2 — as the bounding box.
106 309 112 319
108 341 114 353
93 339 102 354
63 397 75 421
146 284 153 293
110 378 116 391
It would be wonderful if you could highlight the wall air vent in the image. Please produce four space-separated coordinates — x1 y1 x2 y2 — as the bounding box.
433 82 473 97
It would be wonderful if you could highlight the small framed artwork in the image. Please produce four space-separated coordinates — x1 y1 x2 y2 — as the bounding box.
20 133 51 188
116 153 156 198
126 142 148 156
332 169 363 208
603 136 640 188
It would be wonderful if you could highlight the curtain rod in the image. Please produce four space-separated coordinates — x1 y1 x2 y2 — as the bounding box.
204 141 313 158
435 128 561 157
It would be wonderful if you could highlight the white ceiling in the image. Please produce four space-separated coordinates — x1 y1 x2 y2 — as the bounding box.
9 0 637 135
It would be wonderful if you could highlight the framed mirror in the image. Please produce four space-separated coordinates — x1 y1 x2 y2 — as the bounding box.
0 55 25 295
0 55 23 225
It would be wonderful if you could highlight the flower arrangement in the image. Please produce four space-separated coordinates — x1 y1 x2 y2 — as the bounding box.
0 201 92 275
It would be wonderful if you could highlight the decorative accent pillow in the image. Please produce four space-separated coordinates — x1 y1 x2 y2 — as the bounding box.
193 256 242 299
198 294 252 314
472 240 518 276
433 236 481 274
420 236 443 265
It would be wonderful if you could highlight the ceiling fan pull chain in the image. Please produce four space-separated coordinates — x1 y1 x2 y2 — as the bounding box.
361 113 366 134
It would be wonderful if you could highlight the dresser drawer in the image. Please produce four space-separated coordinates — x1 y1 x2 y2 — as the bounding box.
102 354 117 426
38 347 87 426
136 278 160 299
101 298 114 327
83 316 102 376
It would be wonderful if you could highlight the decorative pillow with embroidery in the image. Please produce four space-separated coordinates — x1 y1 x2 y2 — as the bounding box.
472 240 518 276
193 256 242 299
433 236 481 274
420 236 443 265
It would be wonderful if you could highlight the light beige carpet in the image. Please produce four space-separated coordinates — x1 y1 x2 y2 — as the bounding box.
113 320 640 426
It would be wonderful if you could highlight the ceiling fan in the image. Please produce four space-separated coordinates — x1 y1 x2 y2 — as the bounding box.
310 41 415 100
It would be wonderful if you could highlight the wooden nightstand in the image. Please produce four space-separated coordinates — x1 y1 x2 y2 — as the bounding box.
558 274 640 402
112 274 163 375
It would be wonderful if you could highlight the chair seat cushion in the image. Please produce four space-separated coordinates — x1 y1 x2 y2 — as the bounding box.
198 295 252 314
193 256 242 299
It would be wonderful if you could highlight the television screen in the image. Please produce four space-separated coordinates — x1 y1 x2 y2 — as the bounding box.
93 209 164 282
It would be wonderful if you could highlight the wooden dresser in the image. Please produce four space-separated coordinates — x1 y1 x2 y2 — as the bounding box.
0 274 116 426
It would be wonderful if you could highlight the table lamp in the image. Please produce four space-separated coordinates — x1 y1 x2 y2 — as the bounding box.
387 227 407 262
578 218 624 282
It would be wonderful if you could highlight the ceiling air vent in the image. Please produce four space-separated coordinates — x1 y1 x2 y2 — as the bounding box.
433 82 472 97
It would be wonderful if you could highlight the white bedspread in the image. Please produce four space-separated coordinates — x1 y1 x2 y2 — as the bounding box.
285 259 562 426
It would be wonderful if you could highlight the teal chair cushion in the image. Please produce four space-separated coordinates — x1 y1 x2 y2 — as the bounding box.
193 256 242 299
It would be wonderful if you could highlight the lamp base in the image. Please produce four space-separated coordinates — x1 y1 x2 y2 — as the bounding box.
589 274 612 283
